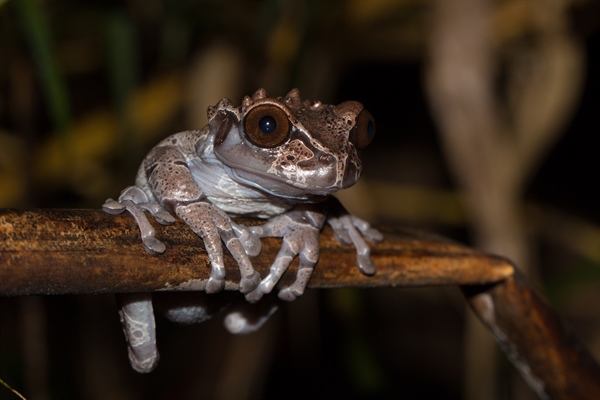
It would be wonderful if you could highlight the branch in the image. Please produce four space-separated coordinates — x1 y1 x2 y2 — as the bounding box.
0 208 511 296
464 272 600 399
1 208 599 398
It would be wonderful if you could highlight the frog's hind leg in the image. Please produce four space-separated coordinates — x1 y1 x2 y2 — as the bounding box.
118 293 159 373
223 294 279 334
103 186 175 254
155 292 236 324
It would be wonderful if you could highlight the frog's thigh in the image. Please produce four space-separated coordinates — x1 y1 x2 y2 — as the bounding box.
145 146 203 204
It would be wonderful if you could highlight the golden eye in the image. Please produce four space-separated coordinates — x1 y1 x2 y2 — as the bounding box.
351 109 376 150
243 104 291 148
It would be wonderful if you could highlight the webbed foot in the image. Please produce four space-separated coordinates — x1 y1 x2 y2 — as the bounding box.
223 295 279 334
231 222 262 257
327 201 382 275
245 213 321 303
103 186 175 254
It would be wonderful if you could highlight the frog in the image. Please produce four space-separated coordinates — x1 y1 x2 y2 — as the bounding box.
103 88 382 373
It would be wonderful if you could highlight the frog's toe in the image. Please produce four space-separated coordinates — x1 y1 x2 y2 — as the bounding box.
153 210 176 225
238 271 261 294
232 224 262 257
364 227 383 242
128 348 159 374
241 235 262 257
102 199 126 214
223 299 279 334
278 287 301 302
244 287 264 303
142 237 166 255
223 312 249 334
357 254 376 275
205 276 225 293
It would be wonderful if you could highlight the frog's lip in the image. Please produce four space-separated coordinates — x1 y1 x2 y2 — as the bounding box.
223 165 338 200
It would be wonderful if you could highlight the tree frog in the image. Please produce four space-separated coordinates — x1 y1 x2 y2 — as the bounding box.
103 88 382 372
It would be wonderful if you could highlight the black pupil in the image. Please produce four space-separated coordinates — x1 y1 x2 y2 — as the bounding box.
367 119 374 137
259 116 276 134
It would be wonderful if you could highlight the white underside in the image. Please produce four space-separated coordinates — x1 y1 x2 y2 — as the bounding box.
188 156 291 218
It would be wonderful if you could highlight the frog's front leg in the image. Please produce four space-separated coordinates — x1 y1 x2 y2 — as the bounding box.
174 201 260 293
103 186 176 254
105 145 260 294
326 197 383 275
246 207 326 302
246 199 382 303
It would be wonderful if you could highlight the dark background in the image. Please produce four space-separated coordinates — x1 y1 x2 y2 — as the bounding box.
1 1 598 399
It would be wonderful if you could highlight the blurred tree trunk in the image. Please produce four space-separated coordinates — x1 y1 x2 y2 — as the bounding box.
425 0 584 398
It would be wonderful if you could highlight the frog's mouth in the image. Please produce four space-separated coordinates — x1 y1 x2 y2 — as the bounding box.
222 164 336 201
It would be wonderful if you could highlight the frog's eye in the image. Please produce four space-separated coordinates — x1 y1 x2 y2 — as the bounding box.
351 109 376 150
244 105 291 148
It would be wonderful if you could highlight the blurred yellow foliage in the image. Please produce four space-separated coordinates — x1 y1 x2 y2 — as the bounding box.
345 0 411 26
267 14 302 66
32 72 184 199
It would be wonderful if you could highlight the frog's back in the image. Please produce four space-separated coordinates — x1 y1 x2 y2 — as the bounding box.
154 128 209 155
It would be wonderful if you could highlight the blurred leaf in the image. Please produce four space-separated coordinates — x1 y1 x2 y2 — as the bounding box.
545 260 600 305
33 72 183 199
104 11 137 129
104 10 140 168
0 132 27 207
14 0 71 137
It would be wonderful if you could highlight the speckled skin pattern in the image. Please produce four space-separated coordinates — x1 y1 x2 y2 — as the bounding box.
103 88 382 372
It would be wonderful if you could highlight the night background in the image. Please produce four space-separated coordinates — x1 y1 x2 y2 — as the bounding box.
1 0 599 399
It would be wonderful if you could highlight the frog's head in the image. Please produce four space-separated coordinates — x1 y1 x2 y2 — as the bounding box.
207 88 375 199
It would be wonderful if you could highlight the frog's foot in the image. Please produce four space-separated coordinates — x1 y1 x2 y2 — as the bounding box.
175 202 260 295
327 214 382 275
231 222 262 257
103 186 176 254
245 215 320 303
118 293 159 373
155 292 235 325
223 295 279 334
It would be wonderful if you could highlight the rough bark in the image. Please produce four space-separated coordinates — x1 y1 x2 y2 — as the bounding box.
0 208 511 295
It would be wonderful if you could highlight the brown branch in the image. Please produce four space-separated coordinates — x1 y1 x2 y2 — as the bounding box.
1 208 599 399
464 272 600 400
0 208 511 296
